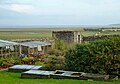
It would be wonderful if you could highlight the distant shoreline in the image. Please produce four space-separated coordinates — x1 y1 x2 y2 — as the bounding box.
0 25 120 29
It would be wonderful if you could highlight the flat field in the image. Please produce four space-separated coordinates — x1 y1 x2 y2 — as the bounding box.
0 33 51 40
0 71 119 84
0 28 120 40
81 31 120 36
0 28 52 40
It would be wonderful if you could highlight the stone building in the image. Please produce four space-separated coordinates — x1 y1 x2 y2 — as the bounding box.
52 31 83 44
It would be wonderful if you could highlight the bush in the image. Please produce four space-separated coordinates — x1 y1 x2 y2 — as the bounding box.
11 55 22 64
65 36 120 76
0 57 15 67
44 55 65 70
0 54 22 67
35 61 45 66
22 56 35 62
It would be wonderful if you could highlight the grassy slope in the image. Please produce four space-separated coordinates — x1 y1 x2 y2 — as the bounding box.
0 71 119 84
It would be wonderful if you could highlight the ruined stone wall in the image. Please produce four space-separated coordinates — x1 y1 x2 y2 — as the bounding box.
52 31 83 44
74 32 83 43
83 34 120 42
52 31 74 43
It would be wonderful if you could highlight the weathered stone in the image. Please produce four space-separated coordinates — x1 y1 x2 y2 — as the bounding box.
80 73 109 81
52 31 83 44
108 75 118 81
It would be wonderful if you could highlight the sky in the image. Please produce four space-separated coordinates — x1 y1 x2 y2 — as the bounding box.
0 0 120 27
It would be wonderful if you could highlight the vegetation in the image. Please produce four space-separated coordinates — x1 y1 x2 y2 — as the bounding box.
0 54 22 68
22 56 36 64
65 36 120 76
54 37 66 51
0 33 51 40
0 28 120 83
44 55 65 70
0 28 119 40
0 71 119 84
81 31 120 36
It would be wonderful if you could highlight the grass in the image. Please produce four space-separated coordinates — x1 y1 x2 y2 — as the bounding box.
0 28 52 40
0 31 120 40
0 71 119 84
0 33 52 40
81 31 120 36
0 28 120 40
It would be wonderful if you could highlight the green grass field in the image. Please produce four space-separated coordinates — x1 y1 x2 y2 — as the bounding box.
0 28 120 40
0 28 53 40
0 71 119 84
81 31 120 36
0 33 51 40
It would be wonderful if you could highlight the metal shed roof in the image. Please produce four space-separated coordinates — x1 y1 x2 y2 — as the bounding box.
0 40 19 47
20 41 51 47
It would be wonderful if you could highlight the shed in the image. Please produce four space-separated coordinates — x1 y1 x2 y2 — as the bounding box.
0 40 19 56
20 41 52 55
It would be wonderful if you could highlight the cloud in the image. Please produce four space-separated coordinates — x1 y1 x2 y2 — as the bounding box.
0 3 35 14
10 4 34 13
0 0 86 15
0 3 74 15
1 0 119 16
0 0 120 25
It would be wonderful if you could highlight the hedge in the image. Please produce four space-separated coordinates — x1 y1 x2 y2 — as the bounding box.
65 36 120 76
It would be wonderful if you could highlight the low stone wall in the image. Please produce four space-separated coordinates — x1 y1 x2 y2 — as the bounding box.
83 34 120 42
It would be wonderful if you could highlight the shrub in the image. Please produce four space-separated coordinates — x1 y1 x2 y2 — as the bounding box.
35 61 45 66
0 54 21 68
0 57 15 67
11 55 22 64
22 56 35 62
44 55 65 70
65 36 120 76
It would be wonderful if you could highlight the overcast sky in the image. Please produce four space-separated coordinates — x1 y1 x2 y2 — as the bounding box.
0 0 120 26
